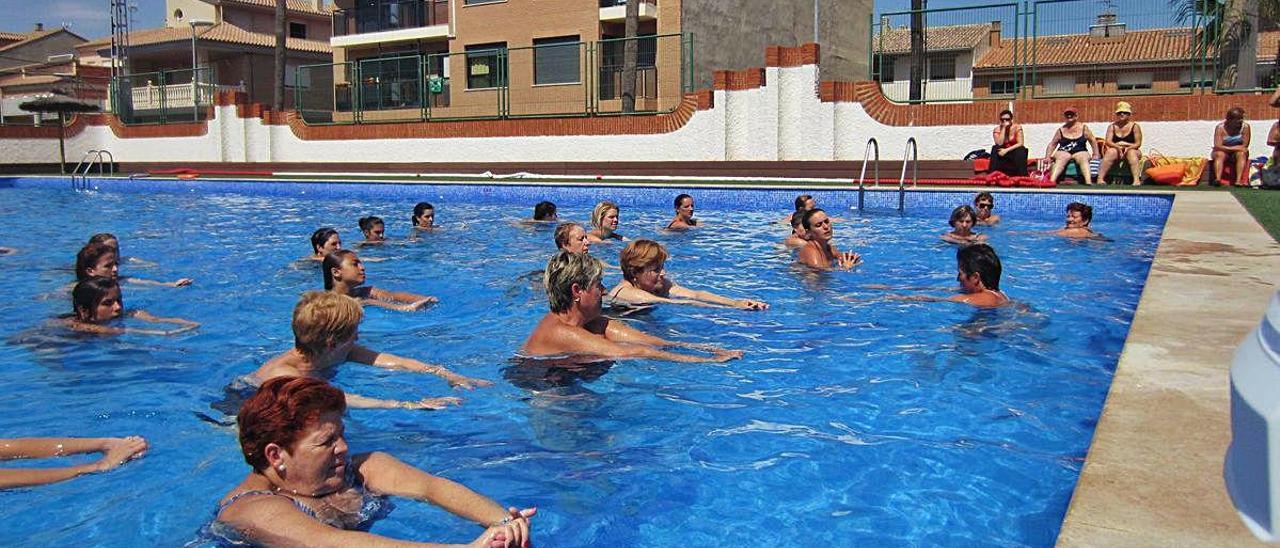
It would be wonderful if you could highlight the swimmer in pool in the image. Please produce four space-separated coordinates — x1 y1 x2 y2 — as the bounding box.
521 251 743 362
555 222 591 254
973 192 1001 225
249 291 489 409
80 237 192 287
0 247 14 255
532 201 558 223
0 436 148 489
87 233 157 267
941 205 988 245
609 240 768 310
666 194 698 230
783 194 815 224
586 201 624 243
324 250 436 311
412 202 436 230
308 228 342 262
871 244 1009 308
61 276 200 335
210 377 534 547
783 215 808 248
1055 202 1101 239
357 216 386 245
797 209 861 270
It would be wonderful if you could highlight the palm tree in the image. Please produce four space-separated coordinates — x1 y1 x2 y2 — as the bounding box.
1173 0 1280 88
621 0 640 113
273 0 286 111
908 0 926 102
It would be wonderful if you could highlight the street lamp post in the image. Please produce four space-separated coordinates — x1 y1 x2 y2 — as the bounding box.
189 19 213 120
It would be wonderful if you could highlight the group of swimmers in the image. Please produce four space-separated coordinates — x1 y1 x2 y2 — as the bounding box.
0 190 1104 545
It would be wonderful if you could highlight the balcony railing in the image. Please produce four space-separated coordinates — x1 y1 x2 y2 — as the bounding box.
333 0 449 37
599 0 656 6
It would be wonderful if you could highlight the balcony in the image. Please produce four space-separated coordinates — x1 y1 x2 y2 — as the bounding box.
599 0 657 23
332 0 449 48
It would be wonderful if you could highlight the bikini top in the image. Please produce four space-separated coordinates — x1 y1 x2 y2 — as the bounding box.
1111 124 1137 144
200 467 392 545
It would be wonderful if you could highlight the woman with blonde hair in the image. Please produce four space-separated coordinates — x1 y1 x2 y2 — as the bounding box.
1096 101 1144 185
586 201 624 243
609 240 768 310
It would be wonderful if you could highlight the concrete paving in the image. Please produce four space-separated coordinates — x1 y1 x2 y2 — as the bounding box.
1057 191 1280 546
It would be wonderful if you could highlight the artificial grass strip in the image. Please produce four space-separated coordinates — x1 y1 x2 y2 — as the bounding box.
1232 188 1280 243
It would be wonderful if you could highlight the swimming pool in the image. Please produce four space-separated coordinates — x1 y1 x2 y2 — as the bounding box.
0 177 1171 546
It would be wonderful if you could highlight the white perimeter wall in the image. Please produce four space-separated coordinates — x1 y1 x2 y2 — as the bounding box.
2 64 1269 165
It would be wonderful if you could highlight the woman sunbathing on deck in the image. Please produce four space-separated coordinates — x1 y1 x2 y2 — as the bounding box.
521 251 742 363
323 250 436 311
248 291 489 409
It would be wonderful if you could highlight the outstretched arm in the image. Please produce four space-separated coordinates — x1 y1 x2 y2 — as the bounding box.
126 277 193 287
0 436 147 489
368 287 437 311
349 346 492 389
344 393 461 410
667 282 768 310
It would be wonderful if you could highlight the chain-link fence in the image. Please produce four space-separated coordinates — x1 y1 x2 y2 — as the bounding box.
289 33 689 126
870 0 1271 104
111 67 215 125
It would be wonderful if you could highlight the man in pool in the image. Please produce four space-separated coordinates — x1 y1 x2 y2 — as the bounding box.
522 251 742 363
974 192 1001 225
532 201 557 223
948 244 1009 307
1055 202 1099 238
250 291 490 409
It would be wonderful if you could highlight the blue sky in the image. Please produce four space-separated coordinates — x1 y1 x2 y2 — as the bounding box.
0 0 1187 39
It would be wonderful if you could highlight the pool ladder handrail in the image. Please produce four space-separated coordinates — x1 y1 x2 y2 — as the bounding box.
71 149 113 191
898 137 919 212
856 137 879 211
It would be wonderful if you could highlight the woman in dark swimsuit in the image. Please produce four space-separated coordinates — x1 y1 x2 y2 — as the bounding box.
666 194 698 230
209 377 534 547
1045 107 1099 185
1097 101 1144 185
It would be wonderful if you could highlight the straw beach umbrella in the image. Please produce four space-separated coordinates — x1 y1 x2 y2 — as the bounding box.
19 92 101 174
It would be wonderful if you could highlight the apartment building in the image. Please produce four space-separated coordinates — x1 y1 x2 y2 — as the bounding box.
321 0 869 121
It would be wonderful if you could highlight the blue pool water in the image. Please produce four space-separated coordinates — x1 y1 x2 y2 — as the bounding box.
0 178 1170 546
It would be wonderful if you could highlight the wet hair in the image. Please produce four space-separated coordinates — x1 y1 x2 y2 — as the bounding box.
291 291 363 357
974 192 994 205
1225 107 1246 135
412 202 435 225
790 215 804 230
533 201 557 221
591 201 619 229
949 205 977 228
75 243 117 282
357 216 384 234
322 250 358 291
553 222 583 249
1066 202 1093 225
801 208 827 231
957 244 1002 291
238 376 347 473
72 276 119 322
544 250 603 313
310 228 339 254
674 194 692 210
619 239 669 283
794 194 814 213
87 233 118 247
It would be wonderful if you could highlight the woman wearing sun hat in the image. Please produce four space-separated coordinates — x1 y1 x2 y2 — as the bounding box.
1097 101 1144 185
1044 106 1099 185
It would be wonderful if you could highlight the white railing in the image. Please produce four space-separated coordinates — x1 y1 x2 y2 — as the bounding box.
126 82 225 110
878 78 974 103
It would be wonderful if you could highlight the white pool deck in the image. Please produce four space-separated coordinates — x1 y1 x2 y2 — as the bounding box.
1053 190 1280 546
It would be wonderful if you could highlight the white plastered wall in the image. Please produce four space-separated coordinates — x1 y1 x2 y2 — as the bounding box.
1 61 1271 165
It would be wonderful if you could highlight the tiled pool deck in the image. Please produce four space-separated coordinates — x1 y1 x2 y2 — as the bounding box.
1056 190 1280 546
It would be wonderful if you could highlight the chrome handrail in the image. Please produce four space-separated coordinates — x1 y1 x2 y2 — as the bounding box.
70 149 113 191
898 137 918 212
856 137 879 211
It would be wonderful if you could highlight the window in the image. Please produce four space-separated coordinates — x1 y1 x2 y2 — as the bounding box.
1179 68 1213 89
990 80 1019 94
1044 75 1075 95
466 42 507 89
289 22 307 39
875 56 895 83
533 36 580 85
1116 72 1153 90
928 54 956 81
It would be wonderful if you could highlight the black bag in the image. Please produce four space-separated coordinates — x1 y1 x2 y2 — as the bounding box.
1261 163 1280 190
963 149 990 161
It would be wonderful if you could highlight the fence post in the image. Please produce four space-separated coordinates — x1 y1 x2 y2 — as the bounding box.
159 71 167 125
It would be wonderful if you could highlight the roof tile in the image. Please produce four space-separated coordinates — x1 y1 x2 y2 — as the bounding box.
874 23 991 55
976 27 1199 69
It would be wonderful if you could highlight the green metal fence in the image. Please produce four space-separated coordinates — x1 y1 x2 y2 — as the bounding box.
294 33 690 126
870 0 1269 104
111 67 215 125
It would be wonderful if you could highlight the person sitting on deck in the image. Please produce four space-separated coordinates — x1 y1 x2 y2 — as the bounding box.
1096 101 1144 185
990 109 1028 176
323 250 436 312
797 209 861 270
1213 106 1252 187
1045 107 1099 185
247 291 489 409
608 239 767 310
941 205 988 245
521 251 743 363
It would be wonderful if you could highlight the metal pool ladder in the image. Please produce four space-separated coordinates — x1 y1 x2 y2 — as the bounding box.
897 137 919 212
70 149 113 191
856 137 879 212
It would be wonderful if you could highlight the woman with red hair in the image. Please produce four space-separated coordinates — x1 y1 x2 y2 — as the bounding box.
211 376 535 546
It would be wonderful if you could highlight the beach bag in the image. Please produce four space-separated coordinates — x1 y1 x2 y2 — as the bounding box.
1260 162 1280 190
964 149 990 161
1147 149 1207 186
1179 157 1208 186
1145 163 1187 185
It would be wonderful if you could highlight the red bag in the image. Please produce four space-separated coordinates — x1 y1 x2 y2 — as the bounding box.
1145 163 1187 185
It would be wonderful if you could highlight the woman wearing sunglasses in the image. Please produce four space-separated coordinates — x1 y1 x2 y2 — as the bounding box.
973 192 1000 225
1045 107 1099 185
989 109 1028 176
1096 101 1144 185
